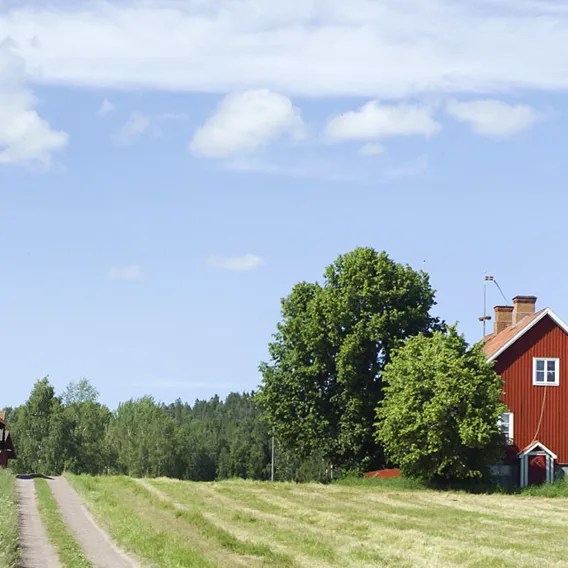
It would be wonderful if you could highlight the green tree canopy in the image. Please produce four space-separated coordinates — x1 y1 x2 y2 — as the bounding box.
376 327 506 483
10 377 69 475
62 378 99 405
257 247 440 471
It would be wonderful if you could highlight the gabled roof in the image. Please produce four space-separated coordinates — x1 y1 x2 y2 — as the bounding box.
519 441 557 459
483 308 568 362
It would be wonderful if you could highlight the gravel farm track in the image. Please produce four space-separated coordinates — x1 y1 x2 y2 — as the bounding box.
16 476 139 568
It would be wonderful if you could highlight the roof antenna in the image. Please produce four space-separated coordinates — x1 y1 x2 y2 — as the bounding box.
479 273 493 338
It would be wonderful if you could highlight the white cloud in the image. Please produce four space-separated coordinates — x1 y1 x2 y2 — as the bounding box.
98 97 115 117
114 111 150 145
207 254 264 271
107 265 142 281
325 101 441 141
3 2 568 97
0 40 67 167
446 99 542 138
189 89 304 158
359 143 385 156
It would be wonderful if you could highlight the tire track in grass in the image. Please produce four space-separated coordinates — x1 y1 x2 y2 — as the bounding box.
48 477 140 568
16 476 61 568
34 478 93 568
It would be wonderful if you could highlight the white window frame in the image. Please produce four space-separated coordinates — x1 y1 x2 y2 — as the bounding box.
532 357 560 387
498 412 514 445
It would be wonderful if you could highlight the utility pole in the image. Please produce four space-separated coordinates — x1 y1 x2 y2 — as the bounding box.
271 435 275 481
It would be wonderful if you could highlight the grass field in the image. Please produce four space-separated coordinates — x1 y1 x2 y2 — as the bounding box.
35 478 93 568
69 475 568 568
0 469 19 568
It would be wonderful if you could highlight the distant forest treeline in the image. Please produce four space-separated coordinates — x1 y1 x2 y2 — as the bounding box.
4 377 329 482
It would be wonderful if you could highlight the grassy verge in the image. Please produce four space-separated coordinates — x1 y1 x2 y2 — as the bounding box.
0 469 19 568
521 478 568 497
336 473 568 497
34 478 93 568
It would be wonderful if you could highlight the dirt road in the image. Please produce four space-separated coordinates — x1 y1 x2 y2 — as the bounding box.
16 476 61 568
47 477 139 568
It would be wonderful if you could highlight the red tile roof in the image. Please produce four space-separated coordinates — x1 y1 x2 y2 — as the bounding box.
482 309 547 360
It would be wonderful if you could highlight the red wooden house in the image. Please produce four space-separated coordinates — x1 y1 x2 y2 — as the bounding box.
483 296 568 486
0 412 16 468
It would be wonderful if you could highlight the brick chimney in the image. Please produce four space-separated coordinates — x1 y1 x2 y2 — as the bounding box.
494 306 513 334
513 296 537 325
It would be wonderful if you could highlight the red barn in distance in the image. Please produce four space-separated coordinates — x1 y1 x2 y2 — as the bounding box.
0 411 16 468
483 296 568 486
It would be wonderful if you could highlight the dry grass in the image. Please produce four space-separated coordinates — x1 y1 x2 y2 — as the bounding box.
70 475 568 568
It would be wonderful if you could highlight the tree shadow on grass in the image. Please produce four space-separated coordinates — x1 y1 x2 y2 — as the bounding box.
16 474 54 480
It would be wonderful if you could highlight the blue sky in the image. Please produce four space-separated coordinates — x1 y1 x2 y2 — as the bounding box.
2 0 568 407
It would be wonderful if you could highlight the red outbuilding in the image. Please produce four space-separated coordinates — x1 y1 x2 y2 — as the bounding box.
0 412 16 469
483 296 568 486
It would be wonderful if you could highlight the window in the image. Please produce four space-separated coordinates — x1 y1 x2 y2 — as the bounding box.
533 358 560 386
498 412 514 444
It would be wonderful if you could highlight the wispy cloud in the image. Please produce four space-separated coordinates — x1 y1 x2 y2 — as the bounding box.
207 254 264 272
113 111 151 145
223 152 429 184
386 154 429 179
222 157 319 178
107 265 142 281
446 99 542 138
359 143 385 156
114 110 187 145
98 97 115 117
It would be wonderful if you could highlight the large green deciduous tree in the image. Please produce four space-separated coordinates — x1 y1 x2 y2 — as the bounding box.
376 327 506 482
10 377 70 475
257 247 440 471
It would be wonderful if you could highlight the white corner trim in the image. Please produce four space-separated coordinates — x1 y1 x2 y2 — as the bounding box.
487 308 568 362
508 412 514 443
519 441 558 460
